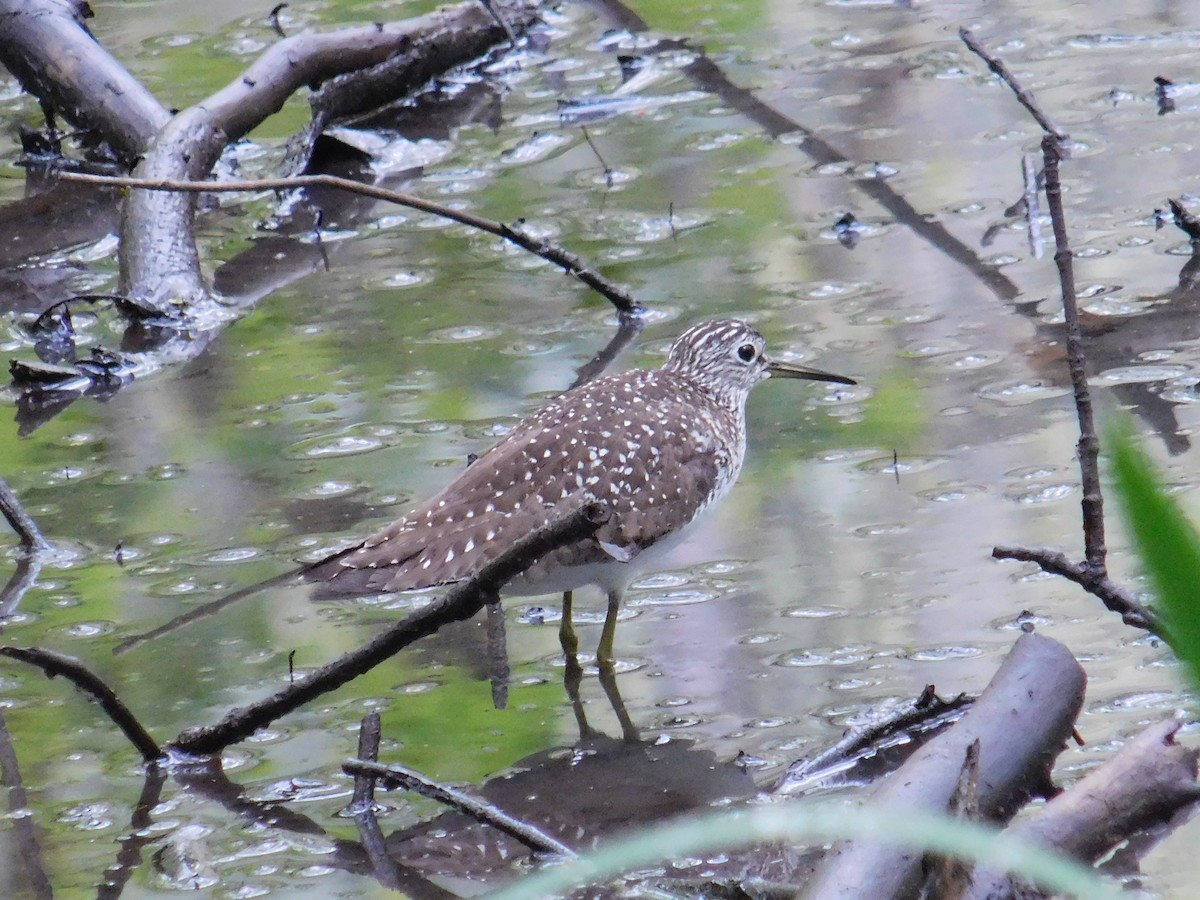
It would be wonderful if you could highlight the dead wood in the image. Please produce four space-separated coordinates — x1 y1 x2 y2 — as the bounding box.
61 171 645 316
990 545 1157 631
964 718 1200 899
959 28 1068 141
0 645 161 761
772 689 973 796
168 502 610 756
0 0 170 163
959 31 1152 633
121 0 541 314
801 632 1086 899
343 758 576 857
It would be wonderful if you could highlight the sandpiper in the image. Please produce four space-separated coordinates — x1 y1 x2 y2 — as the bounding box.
305 319 855 662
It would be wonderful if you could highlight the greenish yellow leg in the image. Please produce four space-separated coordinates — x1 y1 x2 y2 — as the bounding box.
597 588 622 665
558 590 579 657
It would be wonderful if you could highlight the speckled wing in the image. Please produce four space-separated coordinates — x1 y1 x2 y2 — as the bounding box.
304 370 725 596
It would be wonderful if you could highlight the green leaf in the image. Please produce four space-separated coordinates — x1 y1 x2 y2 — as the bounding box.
1109 423 1200 689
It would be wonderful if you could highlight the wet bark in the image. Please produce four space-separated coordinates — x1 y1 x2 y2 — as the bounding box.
802 633 1086 899
965 718 1200 899
121 1 540 312
0 0 169 163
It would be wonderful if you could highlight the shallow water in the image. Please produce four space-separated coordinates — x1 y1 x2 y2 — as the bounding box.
2 0 1200 895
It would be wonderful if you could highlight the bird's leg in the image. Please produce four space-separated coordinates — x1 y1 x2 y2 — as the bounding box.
558 590 580 658
596 588 622 665
597 657 639 743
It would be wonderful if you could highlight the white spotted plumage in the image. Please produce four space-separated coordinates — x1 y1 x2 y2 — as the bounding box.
304 319 852 598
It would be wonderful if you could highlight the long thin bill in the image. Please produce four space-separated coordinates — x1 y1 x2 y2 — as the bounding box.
766 357 857 386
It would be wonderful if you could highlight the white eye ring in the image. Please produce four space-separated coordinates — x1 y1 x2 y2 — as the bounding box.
736 343 757 363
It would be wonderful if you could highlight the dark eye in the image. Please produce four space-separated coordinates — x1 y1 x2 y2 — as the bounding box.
737 343 756 363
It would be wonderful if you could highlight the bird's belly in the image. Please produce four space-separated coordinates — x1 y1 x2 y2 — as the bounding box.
502 518 699 598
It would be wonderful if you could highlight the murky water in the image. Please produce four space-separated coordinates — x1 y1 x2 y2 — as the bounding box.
2 0 1200 895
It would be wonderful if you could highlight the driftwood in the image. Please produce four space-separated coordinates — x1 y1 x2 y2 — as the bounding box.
0 0 169 162
802 632 1086 899
121 0 542 313
966 718 1200 899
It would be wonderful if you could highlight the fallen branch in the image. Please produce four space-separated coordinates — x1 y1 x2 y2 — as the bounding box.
966 717 1200 898
803 632 1086 899
0 0 170 162
992 545 1158 631
120 0 542 312
344 758 576 857
0 646 161 762
59 171 644 317
168 502 610 755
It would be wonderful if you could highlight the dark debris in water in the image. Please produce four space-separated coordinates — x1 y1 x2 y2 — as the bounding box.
11 347 134 436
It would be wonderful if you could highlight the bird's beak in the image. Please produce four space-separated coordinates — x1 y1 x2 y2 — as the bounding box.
765 357 857 386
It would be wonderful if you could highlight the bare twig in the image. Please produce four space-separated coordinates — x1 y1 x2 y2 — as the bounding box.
0 476 50 554
580 125 614 188
961 35 1148 630
1042 137 1107 575
959 28 1069 142
343 758 576 857
0 646 161 761
992 545 1158 632
169 502 610 755
56 171 645 317
349 711 383 814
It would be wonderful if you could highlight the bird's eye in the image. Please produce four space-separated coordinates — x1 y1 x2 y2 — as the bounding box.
737 343 757 363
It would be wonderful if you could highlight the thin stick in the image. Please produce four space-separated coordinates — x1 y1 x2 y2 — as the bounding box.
992 546 1157 632
1042 137 1106 576
349 711 382 813
343 758 576 857
959 29 1068 142
55 171 644 317
961 33 1147 630
0 646 161 761
580 125 613 188
0 476 50 554
169 502 610 755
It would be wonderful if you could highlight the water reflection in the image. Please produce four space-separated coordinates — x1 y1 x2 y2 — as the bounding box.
3 0 1200 894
